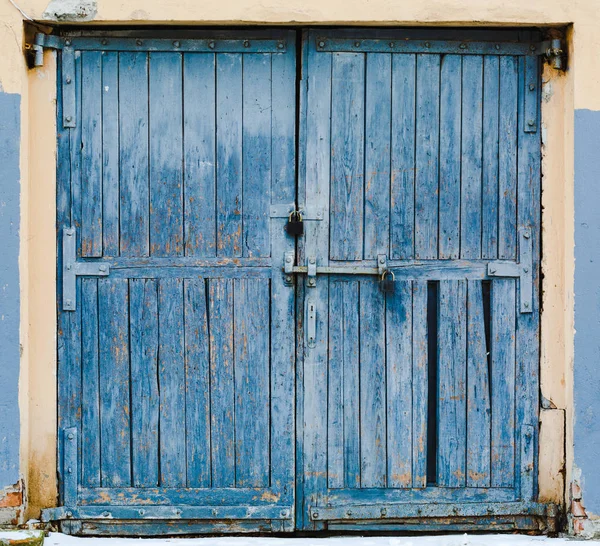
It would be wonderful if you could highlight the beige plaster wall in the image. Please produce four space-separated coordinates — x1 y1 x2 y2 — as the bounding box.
0 0 588 522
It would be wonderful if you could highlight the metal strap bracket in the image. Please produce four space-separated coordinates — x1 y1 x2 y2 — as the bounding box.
63 227 110 311
270 203 324 221
487 228 533 313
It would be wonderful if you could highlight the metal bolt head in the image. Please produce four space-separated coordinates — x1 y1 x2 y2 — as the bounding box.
65 116 72 123
318 41 325 48
66 77 72 84
65 39 71 46
389 42 395 48
424 42 430 48
136 39 143 46
67 432 74 440
346 510 352 517
495 44 500 50
308 279 315 286
66 264 72 271
175 509 182 516
379 257 385 264
530 44 536 51
173 41 181 48
529 83 535 91
281 509 289 518
102 511 110 517
354 41 361 47
67 230 73 236
101 39 108 45
212 509 218 516
524 302 530 308
489 267 496 274
523 231 530 239
277 42 285 49
524 267 529 273
66 511 73 518
209 41 215 49
286 256 292 263
285 275 293 283
139 509 145 516
243 40 250 48
67 467 73 473
459 43 466 49
312 511 319 519
309 257 316 264
99 265 107 272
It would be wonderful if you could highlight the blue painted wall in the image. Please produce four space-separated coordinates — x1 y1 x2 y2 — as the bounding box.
574 108 600 515
0 92 21 489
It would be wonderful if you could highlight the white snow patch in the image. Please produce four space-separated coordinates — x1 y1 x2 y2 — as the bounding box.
44 533 587 546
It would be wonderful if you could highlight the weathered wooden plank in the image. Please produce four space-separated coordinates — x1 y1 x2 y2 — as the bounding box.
330 52 365 261
364 53 391 260
81 278 100 487
80 51 103 257
390 54 416 260
412 281 428 488
515 54 541 500
69 53 82 244
301 33 331 529
438 54 462 259
360 280 387 488
415 54 440 260
101 52 120 256
129 278 159 487
327 281 344 489
491 278 516 487
233 279 270 487
460 55 483 259
208 278 236 487
216 54 243 258
328 281 360 489
498 56 518 260
98 278 131 486
269 37 297 518
437 279 467 487
183 53 217 257
158 278 186 486
119 52 149 257
149 52 183 257
242 54 272 258
482 56 500 259
386 280 412 488
184 278 211 488
466 280 491 487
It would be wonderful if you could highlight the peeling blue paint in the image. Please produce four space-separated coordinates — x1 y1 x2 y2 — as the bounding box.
0 92 21 489
574 108 600 515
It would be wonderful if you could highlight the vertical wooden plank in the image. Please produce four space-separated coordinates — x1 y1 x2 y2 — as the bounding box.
327 281 360 489
208 278 236 487
80 51 103 257
184 278 211 488
386 280 412 488
149 52 184 257
390 54 416 260
438 55 462 259
119 52 149 257
302 33 331 528
270 37 296 519
101 52 120 256
183 53 217 257
364 53 391 260
515 54 541 499
216 54 243 258
415 54 440 260
98 278 131 487
412 281 428 488
129 278 159 487
234 279 270 487
498 56 518 260
330 52 365 261
360 280 387 488
491 279 516 487
437 280 467 487
81 278 100 487
69 53 82 239
327 281 344 489
242 54 272 258
466 280 491 487
460 55 484 259
158 278 186 487
482 56 500 259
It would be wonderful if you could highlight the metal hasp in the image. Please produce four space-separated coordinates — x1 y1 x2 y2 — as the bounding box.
62 227 109 311
487 228 533 313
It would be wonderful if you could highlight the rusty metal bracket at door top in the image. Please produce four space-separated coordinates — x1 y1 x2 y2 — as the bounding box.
62 227 110 311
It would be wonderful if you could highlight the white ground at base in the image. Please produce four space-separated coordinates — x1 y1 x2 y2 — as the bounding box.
45 533 593 546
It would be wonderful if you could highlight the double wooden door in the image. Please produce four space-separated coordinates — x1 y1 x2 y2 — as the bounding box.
47 28 545 535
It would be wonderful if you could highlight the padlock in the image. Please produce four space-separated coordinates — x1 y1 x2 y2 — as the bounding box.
380 270 395 294
285 210 304 236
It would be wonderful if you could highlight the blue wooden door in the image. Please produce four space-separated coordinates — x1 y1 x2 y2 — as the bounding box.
50 30 297 535
297 29 544 531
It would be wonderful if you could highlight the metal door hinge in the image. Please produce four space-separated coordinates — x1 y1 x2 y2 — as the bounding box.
27 33 63 67
62 227 110 311
487 228 533 313
542 38 565 71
